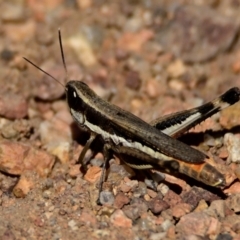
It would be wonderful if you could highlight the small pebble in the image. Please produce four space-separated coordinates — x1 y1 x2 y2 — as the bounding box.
42 190 51 199
224 133 240 163
171 203 192 218
225 193 240 213
110 210 132 228
84 166 101 183
114 192 130 209
167 59 186 78
67 33 97 67
13 172 36 198
0 92 28 119
99 191 115 206
161 219 173 231
176 212 220 236
136 218 154 231
148 196 169 214
68 220 78 231
149 232 166 240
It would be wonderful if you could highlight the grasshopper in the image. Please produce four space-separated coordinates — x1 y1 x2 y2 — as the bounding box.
24 30 240 202
120 88 240 188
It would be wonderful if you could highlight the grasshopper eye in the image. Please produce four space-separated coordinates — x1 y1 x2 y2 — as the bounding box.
73 90 77 98
66 84 77 98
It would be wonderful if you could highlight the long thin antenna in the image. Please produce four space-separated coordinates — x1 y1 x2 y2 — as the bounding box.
58 28 68 81
23 57 65 88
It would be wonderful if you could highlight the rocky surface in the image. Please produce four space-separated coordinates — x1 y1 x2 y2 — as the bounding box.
0 0 240 239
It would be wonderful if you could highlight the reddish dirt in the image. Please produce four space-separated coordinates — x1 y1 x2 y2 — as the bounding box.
0 1 240 239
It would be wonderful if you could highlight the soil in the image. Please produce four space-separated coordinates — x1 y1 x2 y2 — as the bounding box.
0 1 240 239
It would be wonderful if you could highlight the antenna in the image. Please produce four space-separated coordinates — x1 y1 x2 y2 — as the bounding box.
23 29 70 88
58 28 68 82
23 57 65 88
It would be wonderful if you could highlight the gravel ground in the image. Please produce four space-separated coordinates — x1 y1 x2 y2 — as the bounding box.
0 1 240 239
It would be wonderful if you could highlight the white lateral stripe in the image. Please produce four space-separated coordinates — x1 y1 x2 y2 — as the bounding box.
161 112 201 136
124 162 153 169
216 101 229 110
70 109 172 161
160 97 231 137
70 109 84 124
